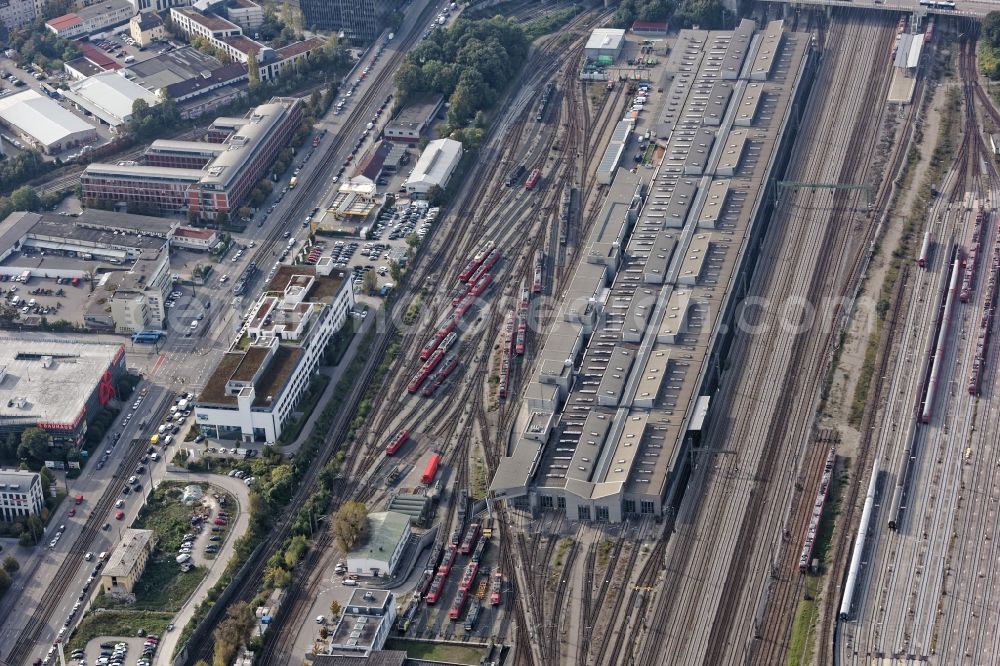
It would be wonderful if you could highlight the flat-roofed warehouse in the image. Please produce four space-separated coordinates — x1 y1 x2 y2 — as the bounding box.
62 70 160 128
0 90 97 154
585 28 626 61
491 19 815 522
0 339 128 445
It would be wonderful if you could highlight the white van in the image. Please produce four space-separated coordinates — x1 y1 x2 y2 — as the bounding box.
124 55 135 63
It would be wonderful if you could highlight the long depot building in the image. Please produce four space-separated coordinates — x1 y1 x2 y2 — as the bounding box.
491 20 815 522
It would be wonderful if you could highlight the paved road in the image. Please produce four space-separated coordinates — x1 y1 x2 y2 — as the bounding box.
0 384 173 664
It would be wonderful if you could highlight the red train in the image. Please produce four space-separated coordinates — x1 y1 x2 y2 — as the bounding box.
384 429 409 456
459 560 479 592
449 588 468 620
499 310 514 400
438 545 457 577
532 250 544 294
961 209 988 303
422 353 460 397
424 348 446 374
459 522 480 555
422 453 441 485
798 447 836 573
524 168 541 190
490 569 502 605
515 285 529 356
458 241 496 283
425 572 446 604
420 317 458 361
408 348 446 393
408 369 430 394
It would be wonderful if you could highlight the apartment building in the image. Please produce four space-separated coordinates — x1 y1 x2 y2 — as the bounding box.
0 0 36 30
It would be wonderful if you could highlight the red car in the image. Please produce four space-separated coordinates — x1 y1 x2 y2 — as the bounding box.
115 510 125 520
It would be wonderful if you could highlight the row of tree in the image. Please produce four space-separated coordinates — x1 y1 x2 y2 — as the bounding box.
396 16 530 127
4 21 80 72
0 152 58 197
611 0 726 31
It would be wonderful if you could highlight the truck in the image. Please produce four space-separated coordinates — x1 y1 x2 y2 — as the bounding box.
289 176 298 189
177 398 190 411
19 270 30 283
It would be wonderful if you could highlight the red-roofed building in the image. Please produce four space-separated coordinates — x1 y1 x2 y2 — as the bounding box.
78 42 123 72
46 0 134 38
171 225 219 250
631 20 667 36
46 13 83 37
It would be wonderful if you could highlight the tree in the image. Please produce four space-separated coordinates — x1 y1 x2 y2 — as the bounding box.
405 233 419 250
331 501 368 552
389 260 402 283
2 556 18 573
330 599 342 618
19 428 49 461
985 11 1000 47
362 271 377 295
212 601 256 666
247 50 260 90
0 569 9 595
426 184 445 207
9 186 40 212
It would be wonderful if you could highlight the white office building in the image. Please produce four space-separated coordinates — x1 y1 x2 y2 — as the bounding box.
195 267 353 443
0 470 44 523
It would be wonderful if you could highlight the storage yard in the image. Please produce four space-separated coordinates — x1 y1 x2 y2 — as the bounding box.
14 0 1000 664
254 5 994 665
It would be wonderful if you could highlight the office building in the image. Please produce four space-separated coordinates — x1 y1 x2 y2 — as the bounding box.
130 11 166 46
0 470 44 523
82 97 302 219
195 265 353 443
299 0 387 42
323 589 397 657
45 0 135 38
0 0 36 30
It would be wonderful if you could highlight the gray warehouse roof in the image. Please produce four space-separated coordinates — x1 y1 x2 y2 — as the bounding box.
0 339 125 429
0 90 95 148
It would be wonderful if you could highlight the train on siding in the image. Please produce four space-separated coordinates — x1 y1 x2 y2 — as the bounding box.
384 429 409 456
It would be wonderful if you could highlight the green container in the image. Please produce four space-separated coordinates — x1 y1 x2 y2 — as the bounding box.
597 55 614 66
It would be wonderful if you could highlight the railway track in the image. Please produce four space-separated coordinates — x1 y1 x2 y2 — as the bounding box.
254 9 618 657
5 389 173 666
837 23 1000 665
628 13 898 666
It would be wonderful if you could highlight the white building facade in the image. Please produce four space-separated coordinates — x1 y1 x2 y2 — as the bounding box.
403 138 462 198
195 270 353 443
0 470 44 523
345 511 411 578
